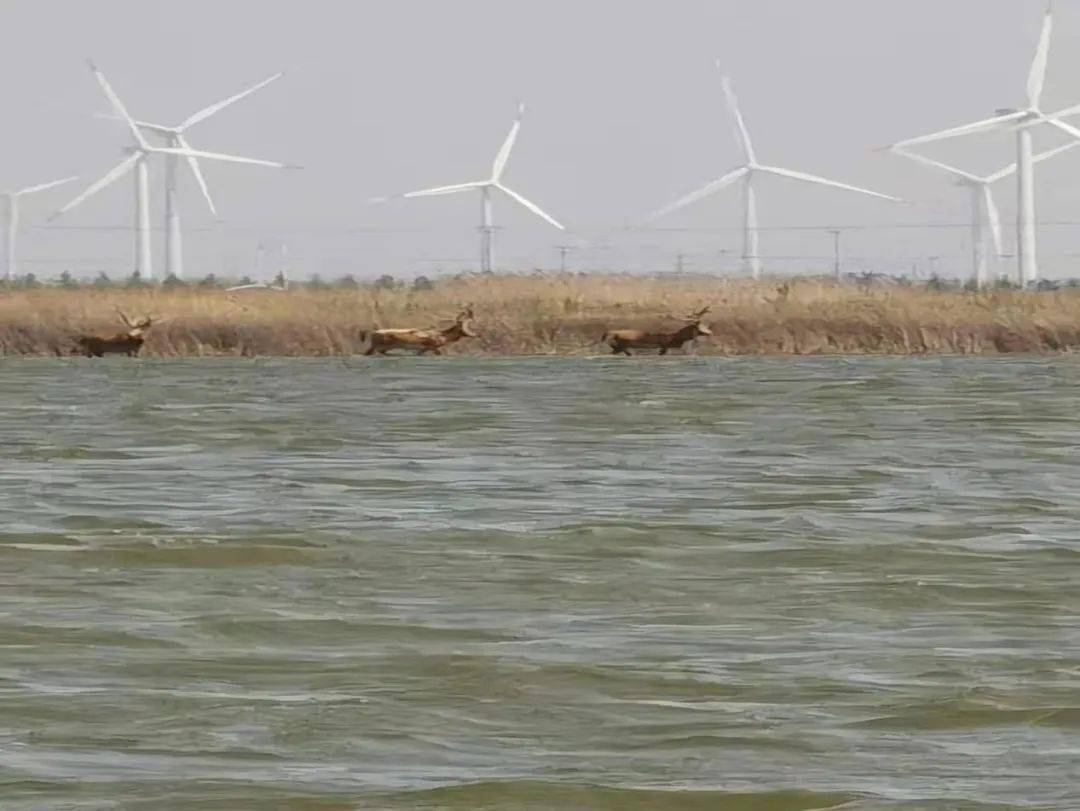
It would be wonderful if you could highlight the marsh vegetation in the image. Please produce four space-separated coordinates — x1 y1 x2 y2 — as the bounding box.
2 273 1079 357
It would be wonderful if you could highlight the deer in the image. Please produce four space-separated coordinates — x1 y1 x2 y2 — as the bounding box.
361 305 477 356
74 309 155 357
602 305 712 356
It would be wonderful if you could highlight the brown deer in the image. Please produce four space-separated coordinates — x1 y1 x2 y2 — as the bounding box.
361 305 477 356
603 305 712 356
74 309 155 357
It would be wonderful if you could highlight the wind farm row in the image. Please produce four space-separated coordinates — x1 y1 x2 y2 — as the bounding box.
4 6 1080 288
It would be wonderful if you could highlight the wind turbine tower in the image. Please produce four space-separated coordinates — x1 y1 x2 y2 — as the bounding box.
56 62 287 281
2 176 78 280
891 142 1078 287
404 103 565 272
133 73 284 279
886 7 1080 286
647 63 900 278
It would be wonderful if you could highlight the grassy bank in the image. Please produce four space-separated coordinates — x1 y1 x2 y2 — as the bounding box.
2 274 1080 356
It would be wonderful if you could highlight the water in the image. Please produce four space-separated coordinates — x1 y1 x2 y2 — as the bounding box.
2 356 1079 810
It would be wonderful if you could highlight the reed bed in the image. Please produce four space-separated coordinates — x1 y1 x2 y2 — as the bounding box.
2 274 1080 356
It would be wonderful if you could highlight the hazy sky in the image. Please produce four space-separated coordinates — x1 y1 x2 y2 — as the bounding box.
6 0 1080 280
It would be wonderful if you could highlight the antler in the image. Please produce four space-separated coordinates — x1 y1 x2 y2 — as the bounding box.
114 306 134 328
683 304 710 321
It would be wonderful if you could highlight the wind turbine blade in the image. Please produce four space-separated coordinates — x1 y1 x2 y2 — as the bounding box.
178 72 284 130
133 120 176 136
491 102 525 181
984 160 1020 185
1043 116 1080 143
53 154 139 216
152 147 286 168
495 183 564 230
1049 100 1080 119
981 184 1003 258
889 111 1028 149
1027 6 1053 109
88 60 148 149
720 71 756 164
891 148 984 183
644 166 749 223
404 181 487 198
14 175 79 196
176 134 216 217
983 140 1079 185
1035 139 1080 164
758 165 901 201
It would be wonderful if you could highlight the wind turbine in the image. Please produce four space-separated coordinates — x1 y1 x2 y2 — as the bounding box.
647 65 900 278
3 175 77 280
404 103 564 272
131 73 284 280
885 6 1080 286
893 141 1079 287
55 61 286 281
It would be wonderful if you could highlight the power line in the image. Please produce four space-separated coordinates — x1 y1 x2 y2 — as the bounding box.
623 220 1080 233
31 219 1080 236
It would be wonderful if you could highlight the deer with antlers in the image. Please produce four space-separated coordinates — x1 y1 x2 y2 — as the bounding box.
361 305 477 356
602 305 712 356
74 309 156 357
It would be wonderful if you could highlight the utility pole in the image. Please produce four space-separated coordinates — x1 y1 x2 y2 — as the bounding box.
675 252 687 274
255 242 267 280
927 255 941 280
828 229 842 282
556 245 572 273
277 243 290 288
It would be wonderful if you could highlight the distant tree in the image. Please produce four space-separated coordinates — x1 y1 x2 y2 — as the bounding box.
374 274 396 290
336 274 359 289
412 275 435 292
926 274 946 292
56 270 78 289
92 272 112 288
238 276 254 287
198 274 221 289
272 271 287 289
125 270 147 288
307 273 327 290
19 273 41 289
162 273 187 289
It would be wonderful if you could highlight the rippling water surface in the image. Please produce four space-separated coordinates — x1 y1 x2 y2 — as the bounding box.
2 356 1079 810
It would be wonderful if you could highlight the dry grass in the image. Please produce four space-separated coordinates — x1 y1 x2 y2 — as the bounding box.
2 273 1080 356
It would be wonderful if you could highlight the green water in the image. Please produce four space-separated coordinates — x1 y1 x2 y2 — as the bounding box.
1 357 1079 809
